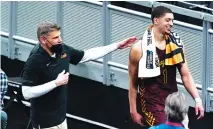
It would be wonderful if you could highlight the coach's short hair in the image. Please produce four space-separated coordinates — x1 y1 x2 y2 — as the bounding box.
37 21 61 41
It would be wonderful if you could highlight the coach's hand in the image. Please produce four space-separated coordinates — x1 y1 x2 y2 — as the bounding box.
118 36 137 49
55 70 69 86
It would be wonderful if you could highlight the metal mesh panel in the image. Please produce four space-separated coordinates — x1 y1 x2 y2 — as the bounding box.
1 1 9 32
63 2 103 50
16 2 56 40
110 10 151 65
1 37 9 57
172 25 202 84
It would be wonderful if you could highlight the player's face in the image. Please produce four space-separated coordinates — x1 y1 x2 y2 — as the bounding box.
154 13 174 35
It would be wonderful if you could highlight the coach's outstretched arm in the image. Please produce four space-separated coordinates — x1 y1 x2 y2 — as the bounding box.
80 36 137 63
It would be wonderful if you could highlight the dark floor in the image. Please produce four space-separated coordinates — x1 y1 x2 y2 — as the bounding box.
4 101 114 129
2 55 213 129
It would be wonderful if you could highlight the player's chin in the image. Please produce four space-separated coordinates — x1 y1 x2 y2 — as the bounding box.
165 30 171 34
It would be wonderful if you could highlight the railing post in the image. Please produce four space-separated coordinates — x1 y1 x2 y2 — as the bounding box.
56 1 63 39
102 1 111 86
205 22 212 112
8 1 17 59
202 20 212 112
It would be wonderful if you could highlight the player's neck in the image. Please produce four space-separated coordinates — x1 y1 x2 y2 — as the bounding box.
153 27 165 42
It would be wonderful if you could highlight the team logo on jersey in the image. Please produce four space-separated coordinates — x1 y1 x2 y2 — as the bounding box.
61 52 67 59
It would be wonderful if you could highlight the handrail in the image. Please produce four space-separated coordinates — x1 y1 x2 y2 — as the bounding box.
13 35 38 45
207 87 213 93
108 4 151 19
209 29 213 34
89 58 103 64
174 20 203 31
84 1 103 6
0 31 9 37
178 1 213 12
204 13 213 22
127 1 153 8
66 114 118 129
108 61 128 70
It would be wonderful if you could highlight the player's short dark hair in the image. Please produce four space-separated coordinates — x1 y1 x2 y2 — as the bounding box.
151 6 173 23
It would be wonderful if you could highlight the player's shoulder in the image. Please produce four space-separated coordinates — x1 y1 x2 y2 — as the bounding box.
129 40 142 62
130 40 142 54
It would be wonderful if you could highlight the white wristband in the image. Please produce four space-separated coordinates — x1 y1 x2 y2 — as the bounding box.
195 98 202 103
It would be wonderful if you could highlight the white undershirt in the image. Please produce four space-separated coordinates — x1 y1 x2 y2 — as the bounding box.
22 43 119 100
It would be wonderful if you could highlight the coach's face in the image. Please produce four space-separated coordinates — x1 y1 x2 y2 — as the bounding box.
44 30 63 46
40 30 63 54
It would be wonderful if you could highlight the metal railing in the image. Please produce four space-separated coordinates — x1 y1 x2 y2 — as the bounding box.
178 1 213 12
